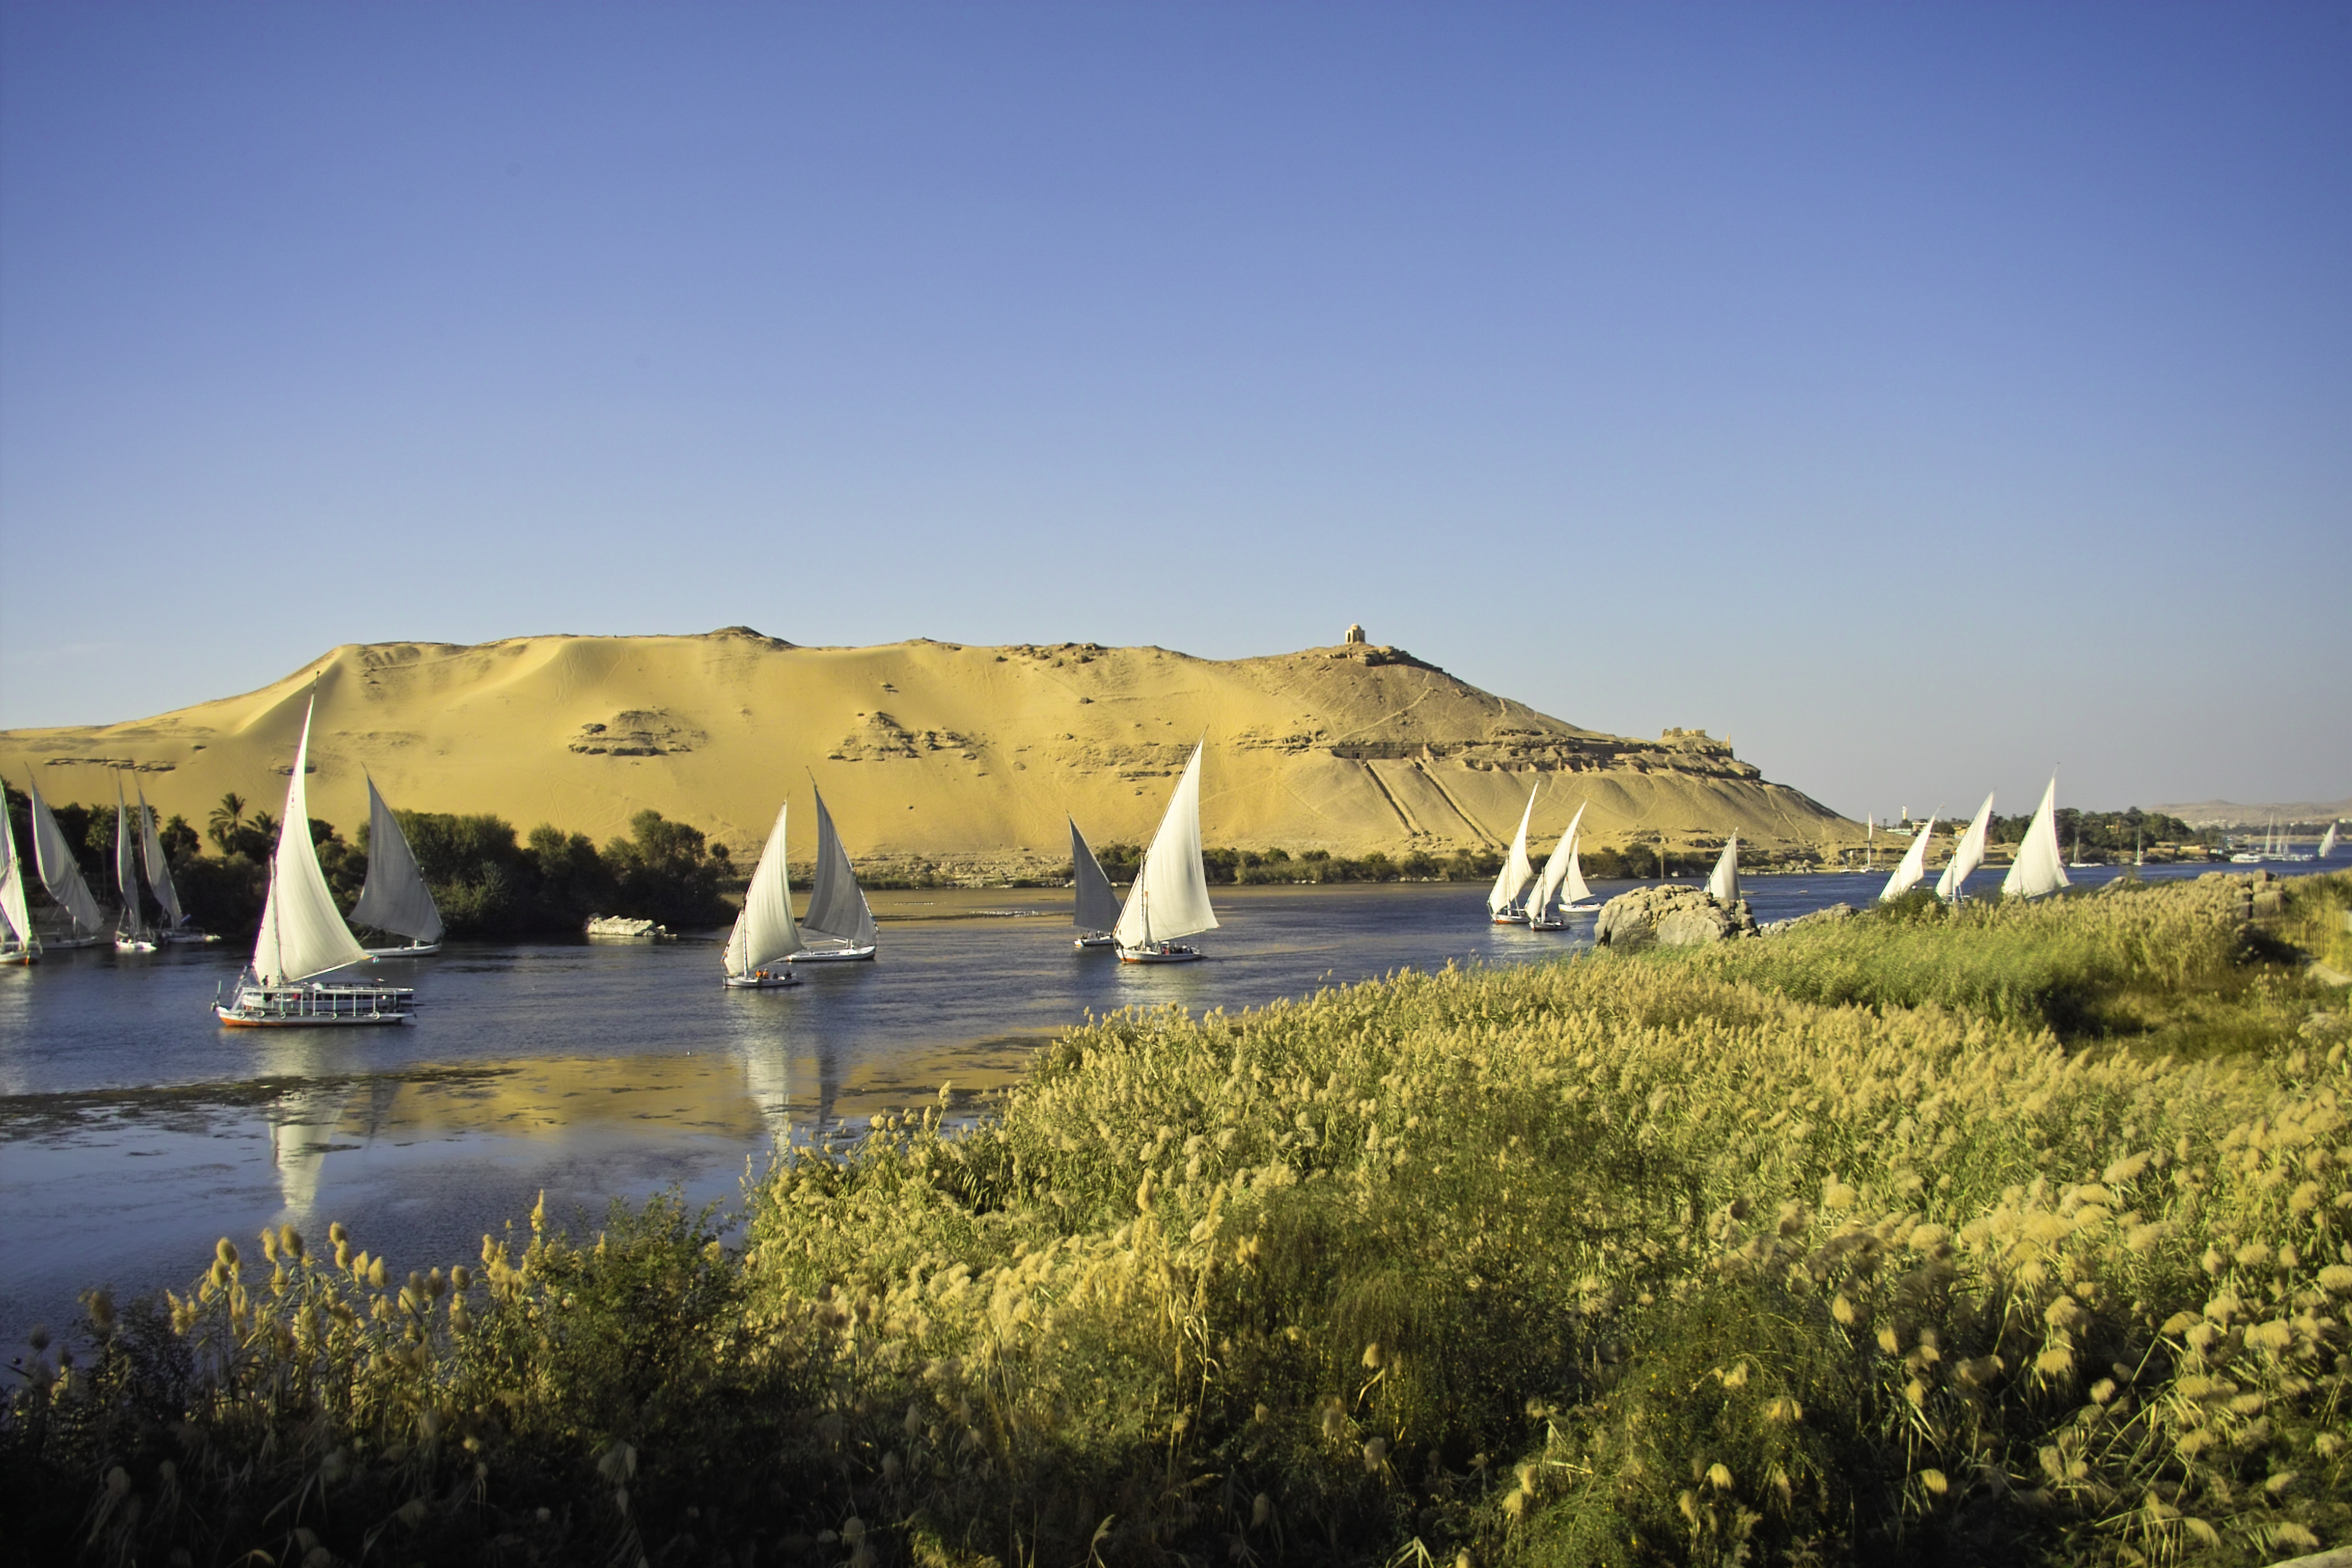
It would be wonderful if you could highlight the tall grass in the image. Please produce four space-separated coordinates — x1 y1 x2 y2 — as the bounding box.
8 874 2349 1566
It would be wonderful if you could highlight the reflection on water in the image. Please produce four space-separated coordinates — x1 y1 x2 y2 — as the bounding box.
0 864 2305 1336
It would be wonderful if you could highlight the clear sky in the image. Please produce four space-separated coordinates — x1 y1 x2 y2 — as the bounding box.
2 3 2345 820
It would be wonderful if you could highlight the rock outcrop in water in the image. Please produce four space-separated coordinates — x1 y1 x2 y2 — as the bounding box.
1594 886 1756 948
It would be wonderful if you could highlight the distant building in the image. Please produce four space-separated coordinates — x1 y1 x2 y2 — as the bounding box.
1345 623 1366 645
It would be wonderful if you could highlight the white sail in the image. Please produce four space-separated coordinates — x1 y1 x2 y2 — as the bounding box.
349 776 444 944
1070 817 1121 933
1879 816 1936 902
801 787 877 949
251 697 370 984
1705 835 1741 906
1113 742 1220 948
1530 803 1589 918
137 786 186 930
2002 775 2071 899
1487 786 1539 915
0 804 34 949
115 778 150 940
1936 792 1995 901
724 800 802 976
2322 822 2340 859
24 778 105 936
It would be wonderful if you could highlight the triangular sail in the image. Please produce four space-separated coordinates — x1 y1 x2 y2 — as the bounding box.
2322 823 2340 858
725 801 802 976
115 777 150 940
2002 775 2071 899
801 788 877 948
349 776 444 944
1487 786 1539 915
138 785 185 930
1070 817 1121 933
24 778 105 936
1706 836 1741 906
1531 803 1588 918
1113 742 1219 948
0 805 34 950
1936 792 1995 901
1879 816 1937 902
251 697 370 984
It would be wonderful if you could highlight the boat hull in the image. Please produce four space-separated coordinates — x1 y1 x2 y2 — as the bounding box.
1491 913 1528 926
724 969 801 989
216 981 416 1027
1075 933 1117 949
1118 943 1201 963
366 942 443 958
115 936 159 954
794 944 877 962
162 930 221 945
43 935 108 950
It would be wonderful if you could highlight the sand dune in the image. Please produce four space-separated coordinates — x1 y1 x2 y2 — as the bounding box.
0 629 1855 875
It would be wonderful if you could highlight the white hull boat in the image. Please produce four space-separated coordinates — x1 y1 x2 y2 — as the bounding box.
723 967 801 989
1486 786 1540 925
1068 816 1121 953
351 775 445 957
1525 803 1592 933
2001 776 2070 900
217 691 415 1027
797 787 879 964
1113 741 1219 963
217 977 415 1027
114 935 159 954
1118 941 1201 964
724 797 804 988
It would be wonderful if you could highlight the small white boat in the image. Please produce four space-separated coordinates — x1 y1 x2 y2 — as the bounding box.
2001 775 2070 899
0 793 39 964
136 783 217 944
1705 835 1742 907
1114 741 1217 963
1069 816 1121 949
795 787 877 961
1877 813 1937 902
1487 785 1538 924
350 775 445 956
112 777 158 952
25 775 108 948
1525 803 1592 931
217 692 415 1027
1936 792 1996 902
723 798 800 989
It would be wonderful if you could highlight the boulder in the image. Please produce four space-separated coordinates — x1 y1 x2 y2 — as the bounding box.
1761 902 1856 937
1595 886 1740 948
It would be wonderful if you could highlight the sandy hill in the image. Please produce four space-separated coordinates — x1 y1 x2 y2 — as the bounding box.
2147 797 2352 828
0 629 1854 876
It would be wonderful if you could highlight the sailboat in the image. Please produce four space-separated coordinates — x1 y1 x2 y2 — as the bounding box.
215 694 416 1026
1525 803 1594 931
795 786 877 961
2067 827 2095 869
137 783 213 943
2322 822 2341 860
2001 775 2070 899
722 800 801 988
1069 817 1121 949
24 777 108 947
349 776 444 956
1487 786 1539 925
1 797 39 963
1114 741 1218 963
1705 836 1741 908
1935 792 1996 902
1878 815 1937 902
112 777 159 951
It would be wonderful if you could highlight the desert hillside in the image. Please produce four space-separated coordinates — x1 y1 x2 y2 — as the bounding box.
0 629 1855 876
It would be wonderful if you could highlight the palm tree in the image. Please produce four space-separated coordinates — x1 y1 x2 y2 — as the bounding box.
208 792 246 853
248 810 281 852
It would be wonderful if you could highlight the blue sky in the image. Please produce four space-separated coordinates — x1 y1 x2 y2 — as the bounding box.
2 3 2345 819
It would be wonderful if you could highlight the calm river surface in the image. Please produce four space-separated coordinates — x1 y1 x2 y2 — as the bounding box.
0 863 2314 1337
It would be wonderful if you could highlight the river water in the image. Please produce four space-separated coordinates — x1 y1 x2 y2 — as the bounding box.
0 862 2320 1338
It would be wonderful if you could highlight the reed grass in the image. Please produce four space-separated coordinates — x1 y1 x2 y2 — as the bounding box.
8 873 2349 1566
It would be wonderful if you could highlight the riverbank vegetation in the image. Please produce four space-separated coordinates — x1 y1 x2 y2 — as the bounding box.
8 872 2350 1565
2 784 734 940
